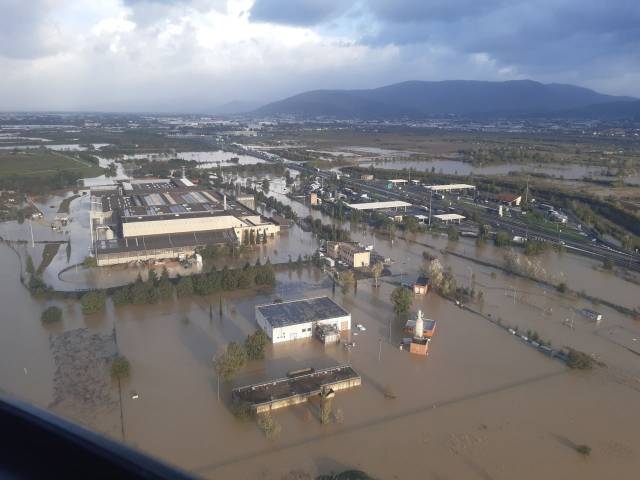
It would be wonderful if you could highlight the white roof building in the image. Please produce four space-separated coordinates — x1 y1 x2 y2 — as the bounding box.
425 184 476 192
433 213 466 224
344 200 411 210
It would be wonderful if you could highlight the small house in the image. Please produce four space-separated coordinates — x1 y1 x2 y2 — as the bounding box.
413 276 429 295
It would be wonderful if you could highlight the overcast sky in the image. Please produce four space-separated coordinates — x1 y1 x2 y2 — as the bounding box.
1 0 639 112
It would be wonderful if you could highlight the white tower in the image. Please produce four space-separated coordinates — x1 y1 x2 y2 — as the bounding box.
223 194 227 211
414 310 424 339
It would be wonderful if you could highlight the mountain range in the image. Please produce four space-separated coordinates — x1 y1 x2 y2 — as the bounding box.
252 80 639 120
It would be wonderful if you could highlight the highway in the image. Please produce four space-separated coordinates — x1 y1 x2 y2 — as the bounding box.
284 161 640 272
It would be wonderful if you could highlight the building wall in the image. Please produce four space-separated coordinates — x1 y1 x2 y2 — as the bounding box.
271 322 315 343
257 309 351 344
122 215 247 237
96 245 196 266
413 284 428 295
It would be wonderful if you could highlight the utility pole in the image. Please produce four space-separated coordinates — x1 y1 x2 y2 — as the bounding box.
29 220 34 248
378 338 382 362
428 188 433 227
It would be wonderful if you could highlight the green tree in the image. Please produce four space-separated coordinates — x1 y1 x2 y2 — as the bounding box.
112 287 132 306
245 330 268 360
111 355 131 380
214 341 247 380
390 286 412 317
41 306 62 324
447 226 460 241
81 290 106 314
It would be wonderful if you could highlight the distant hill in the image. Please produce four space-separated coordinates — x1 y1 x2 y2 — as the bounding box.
210 100 264 115
254 80 636 119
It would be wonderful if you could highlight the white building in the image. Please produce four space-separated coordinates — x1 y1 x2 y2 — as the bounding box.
256 296 351 343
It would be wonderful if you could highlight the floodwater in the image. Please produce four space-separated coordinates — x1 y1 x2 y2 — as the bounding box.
119 150 265 166
360 158 640 184
0 143 110 151
2 179 640 479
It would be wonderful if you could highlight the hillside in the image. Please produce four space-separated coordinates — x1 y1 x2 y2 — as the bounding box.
254 80 635 119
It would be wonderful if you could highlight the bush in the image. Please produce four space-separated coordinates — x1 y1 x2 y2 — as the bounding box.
494 231 511 247
576 444 592 456
231 401 254 421
214 342 247 380
257 412 281 439
566 348 593 370
111 355 131 380
28 275 52 298
83 256 97 268
81 290 106 314
176 276 194 297
41 306 62 324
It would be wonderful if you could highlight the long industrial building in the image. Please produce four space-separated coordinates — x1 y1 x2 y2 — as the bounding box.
90 178 279 266
232 365 361 413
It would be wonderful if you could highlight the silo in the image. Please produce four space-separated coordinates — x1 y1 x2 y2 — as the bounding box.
414 310 424 339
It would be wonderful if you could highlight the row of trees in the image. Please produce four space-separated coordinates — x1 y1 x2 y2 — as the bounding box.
253 190 298 221
303 215 351 242
80 261 277 314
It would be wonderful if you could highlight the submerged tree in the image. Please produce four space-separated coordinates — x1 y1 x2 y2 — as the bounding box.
390 286 412 317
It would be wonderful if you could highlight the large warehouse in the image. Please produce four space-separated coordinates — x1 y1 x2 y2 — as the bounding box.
256 296 351 343
90 178 279 266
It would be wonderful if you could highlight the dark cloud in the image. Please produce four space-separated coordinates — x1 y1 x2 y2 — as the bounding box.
250 0 348 26
248 0 640 80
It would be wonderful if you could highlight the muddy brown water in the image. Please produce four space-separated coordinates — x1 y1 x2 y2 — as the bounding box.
1 183 640 479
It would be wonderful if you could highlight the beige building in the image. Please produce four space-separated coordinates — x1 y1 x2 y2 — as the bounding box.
326 241 370 268
309 192 321 206
91 180 279 266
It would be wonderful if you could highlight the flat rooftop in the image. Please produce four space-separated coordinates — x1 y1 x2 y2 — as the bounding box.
433 213 466 221
257 296 349 328
426 184 476 191
344 200 412 210
232 365 359 407
93 183 256 222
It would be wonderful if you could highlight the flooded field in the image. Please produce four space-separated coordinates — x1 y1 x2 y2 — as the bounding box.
1 178 640 479
119 150 265 166
360 158 640 184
